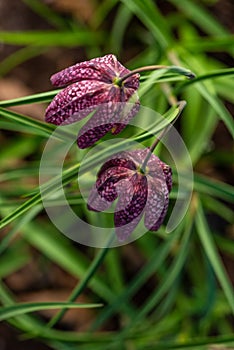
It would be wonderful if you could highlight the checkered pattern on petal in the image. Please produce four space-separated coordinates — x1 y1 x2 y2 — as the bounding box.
144 176 169 231
45 80 108 125
97 155 136 179
87 148 173 241
111 100 140 135
46 54 140 147
97 167 134 202
51 54 118 87
114 174 147 238
87 184 112 212
114 177 145 242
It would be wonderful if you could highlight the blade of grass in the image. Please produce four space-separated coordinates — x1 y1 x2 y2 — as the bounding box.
195 83 234 137
109 4 133 54
0 242 30 278
90 0 118 29
0 302 102 321
195 198 234 314
0 280 111 343
193 173 234 203
169 0 231 36
20 221 133 322
120 0 171 48
91 225 182 330
175 68 234 93
127 213 193 327
184 35 234 53
201 195 234 224
0 46 47 76
0 90 60 107
0 30 104 47
22 0 70 30
45 231 117 329
0 107 75 140
0 107 55 136
0 205 42 255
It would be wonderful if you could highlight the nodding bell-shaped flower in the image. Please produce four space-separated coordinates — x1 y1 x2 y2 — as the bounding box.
87 149 172 242
45 54 140 148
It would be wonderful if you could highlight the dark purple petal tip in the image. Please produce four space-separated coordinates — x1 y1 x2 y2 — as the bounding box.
87 149 173 242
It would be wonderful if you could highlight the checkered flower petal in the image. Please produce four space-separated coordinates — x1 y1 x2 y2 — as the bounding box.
45 54 140 147
144 176 169 231
87 184 112 212
50 54 138 88
114 174 148 241
87 149 172 241
97 155 136 179
111 101 140 135
97 167 134 202
45 80 110 125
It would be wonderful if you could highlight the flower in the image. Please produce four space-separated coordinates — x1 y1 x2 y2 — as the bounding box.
88 149 172 242
45 54 140 148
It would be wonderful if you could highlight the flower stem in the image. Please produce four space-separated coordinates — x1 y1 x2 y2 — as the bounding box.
140 100 187 172
118 65 195 85
45 230 116 329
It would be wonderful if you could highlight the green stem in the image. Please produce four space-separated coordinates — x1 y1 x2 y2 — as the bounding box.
46 231 115 329
118 65 195 85
140 100 187 173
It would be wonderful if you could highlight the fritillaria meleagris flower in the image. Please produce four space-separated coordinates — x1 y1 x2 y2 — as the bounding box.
88 149 172 242
45 54 140 148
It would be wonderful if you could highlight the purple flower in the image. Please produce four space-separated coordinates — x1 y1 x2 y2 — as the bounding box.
88 149 172 242
45 54 140 148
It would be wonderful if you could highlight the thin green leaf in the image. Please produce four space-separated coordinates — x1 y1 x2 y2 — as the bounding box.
184 36 234 53
201 196 234 224
22 0 70 30
46 231 117 329
0 46 46 77
92 225 182 330
176 68 234 93
0 107 54 136
195 83 234 137
120 0 171 48
0 302 102 321
169 0 231 36
0 107 75 140
0 90 59 107
0 31 104 46
195 199 234 314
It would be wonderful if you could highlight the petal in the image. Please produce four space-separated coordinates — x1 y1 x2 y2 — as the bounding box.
116 210 144 242
148 194 169 231
97 154 136 178
114 174 147 241
144 176 169 231
87 184 112 212
139 151 172 192
45 80 109 125
97 167 133 202
77 123 113 149
123 74 140 91
76 101 122 148
111 100 140 135
50 54 118 87
159 160 173 192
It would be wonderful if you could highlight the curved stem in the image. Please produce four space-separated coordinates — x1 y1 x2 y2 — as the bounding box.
140 100 187 172
118 65 195 85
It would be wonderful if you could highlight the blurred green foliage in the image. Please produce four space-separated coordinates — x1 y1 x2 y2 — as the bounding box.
0 1 233 349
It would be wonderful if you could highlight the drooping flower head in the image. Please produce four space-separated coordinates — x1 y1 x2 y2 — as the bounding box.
45 54 140 148
88 149 172 242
